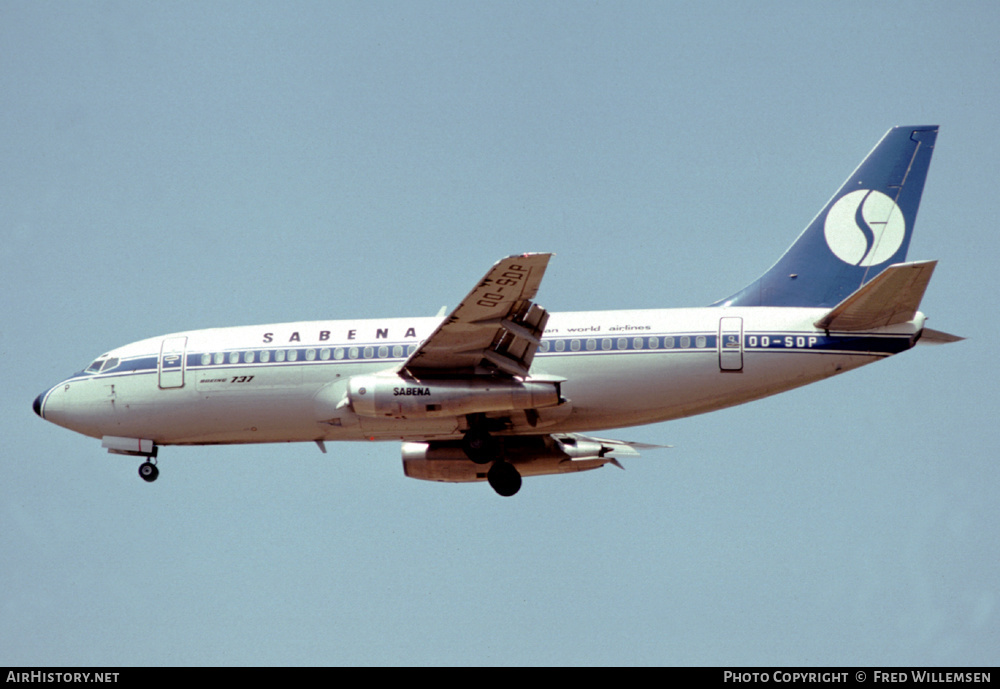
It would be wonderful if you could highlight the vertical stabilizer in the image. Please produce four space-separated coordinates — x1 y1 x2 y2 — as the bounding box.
718 126 938 308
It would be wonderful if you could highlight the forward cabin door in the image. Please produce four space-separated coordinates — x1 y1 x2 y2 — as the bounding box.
159 336 188 389
718 317 743 372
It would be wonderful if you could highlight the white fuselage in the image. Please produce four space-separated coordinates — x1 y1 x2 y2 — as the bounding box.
36 306 921 447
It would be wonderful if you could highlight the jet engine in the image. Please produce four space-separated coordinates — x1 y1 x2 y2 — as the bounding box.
346 374 561 419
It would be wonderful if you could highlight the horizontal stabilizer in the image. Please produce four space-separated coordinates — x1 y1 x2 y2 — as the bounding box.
814 260 937 331
918 328 965 345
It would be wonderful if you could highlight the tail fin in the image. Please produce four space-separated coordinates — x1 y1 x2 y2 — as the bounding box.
718 126 938 308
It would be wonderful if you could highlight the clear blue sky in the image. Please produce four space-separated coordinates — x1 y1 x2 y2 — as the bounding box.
3 1 997 666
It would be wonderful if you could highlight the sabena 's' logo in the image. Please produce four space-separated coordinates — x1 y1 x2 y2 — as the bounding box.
823 189 905 266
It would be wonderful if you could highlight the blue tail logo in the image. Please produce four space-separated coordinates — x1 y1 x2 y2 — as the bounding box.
824 189 906 267
717 126 938 308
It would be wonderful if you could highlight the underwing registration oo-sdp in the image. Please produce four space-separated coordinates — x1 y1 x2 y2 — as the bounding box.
34 126 962 496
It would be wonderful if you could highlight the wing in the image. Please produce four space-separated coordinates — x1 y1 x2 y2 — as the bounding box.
553 433 671 469
402 433 670 483
401 253 552 378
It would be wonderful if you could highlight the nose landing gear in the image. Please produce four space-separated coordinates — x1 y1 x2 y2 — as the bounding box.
138 460 159 482
101 437 160 483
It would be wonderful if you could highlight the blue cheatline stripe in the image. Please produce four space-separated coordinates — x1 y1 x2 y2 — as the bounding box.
176 332 904 369
62 330 909 384
742 332 912 355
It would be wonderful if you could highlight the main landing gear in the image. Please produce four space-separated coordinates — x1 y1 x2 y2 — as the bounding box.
463 428 522 497
486 460 522 497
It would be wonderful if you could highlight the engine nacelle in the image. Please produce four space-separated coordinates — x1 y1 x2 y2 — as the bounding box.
347 374 561 419
401 435 613 483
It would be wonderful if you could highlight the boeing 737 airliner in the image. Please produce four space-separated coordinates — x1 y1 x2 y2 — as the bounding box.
34 126 961 496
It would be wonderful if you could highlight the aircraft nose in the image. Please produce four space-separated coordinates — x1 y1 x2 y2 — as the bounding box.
33 390 46 417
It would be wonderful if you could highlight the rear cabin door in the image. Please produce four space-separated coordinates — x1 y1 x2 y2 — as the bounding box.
159 336 188 389
718 317 744 372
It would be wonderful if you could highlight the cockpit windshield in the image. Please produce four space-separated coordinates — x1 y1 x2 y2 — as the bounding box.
85 356 120 374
